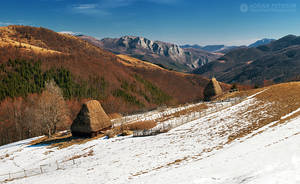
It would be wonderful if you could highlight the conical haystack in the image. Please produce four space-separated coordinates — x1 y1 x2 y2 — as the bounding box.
71 100 112 137
203 77 223 101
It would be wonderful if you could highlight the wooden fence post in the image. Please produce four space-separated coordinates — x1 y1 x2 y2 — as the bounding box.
56 161 59 170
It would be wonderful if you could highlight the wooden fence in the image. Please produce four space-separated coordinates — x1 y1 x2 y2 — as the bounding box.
0 157 82 183
133 98 244 137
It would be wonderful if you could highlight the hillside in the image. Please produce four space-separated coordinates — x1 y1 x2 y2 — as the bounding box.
194 34 300 85
1 82 300 183
248 38 275 48
0 25 230 146
77 35 220 72
0 25 220 113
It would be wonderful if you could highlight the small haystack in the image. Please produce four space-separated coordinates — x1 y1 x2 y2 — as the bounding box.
203 77 223 101
71 100 112 137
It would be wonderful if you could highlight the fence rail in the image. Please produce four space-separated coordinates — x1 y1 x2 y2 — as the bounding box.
0 157 82 183
133 98 244 137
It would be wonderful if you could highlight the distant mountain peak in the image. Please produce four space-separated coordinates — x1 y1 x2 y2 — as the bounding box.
248 38 275 48
77 35 221 72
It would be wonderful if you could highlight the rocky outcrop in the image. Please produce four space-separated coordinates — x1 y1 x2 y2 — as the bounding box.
77 35 220 72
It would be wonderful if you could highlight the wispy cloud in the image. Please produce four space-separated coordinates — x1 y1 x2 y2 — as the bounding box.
0 22 14 26
73 4 97 10
147 0 180 5
69 0 180 16
70 3 109 15
0 21 28 26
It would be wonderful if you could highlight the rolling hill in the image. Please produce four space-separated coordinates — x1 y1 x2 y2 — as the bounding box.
248 38 275 48
181 38 274 53
193 35 300 85
0 25 224 114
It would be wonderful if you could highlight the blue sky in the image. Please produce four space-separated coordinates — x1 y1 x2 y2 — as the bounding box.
0 0 299 45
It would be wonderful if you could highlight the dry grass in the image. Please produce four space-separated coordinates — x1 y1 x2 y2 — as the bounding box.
0 38 63 55
124 120 157 131
29 131 105 149
226 82 300 143
108 113 123 119
66 149 94 161
155 103 208 122
103 121 156 138
216 88 261 102
117 54 166 70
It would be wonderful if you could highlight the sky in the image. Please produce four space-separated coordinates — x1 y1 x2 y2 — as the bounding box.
0 0 299 46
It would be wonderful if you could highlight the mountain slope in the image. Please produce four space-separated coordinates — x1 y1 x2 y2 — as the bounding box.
1 82 300 183
194 35 300 85
248 38 275 48
0 25 218 114
77 35 220 72
180 44 244 54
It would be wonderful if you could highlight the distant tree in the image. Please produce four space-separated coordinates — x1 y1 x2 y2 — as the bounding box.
254 84 260 89
230 83 238 92
35 80 69 137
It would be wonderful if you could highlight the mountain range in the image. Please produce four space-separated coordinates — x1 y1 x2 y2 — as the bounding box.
77 35 220 72
181 38 275 52
193 35 300 85
248 38 275 48
78 35 275 73
180 44 243 53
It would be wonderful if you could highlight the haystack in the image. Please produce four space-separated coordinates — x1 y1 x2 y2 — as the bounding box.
71 100 112 137
203 77 223 101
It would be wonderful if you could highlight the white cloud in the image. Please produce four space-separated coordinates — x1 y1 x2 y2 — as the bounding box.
73 4 97 10
0 22 14 26
58 31 81 35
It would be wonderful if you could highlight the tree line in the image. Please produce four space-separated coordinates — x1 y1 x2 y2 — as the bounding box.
0 59 108 145
0 59 107 101
0 80 69 145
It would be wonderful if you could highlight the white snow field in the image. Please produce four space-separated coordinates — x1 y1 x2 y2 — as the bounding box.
1 90 300 184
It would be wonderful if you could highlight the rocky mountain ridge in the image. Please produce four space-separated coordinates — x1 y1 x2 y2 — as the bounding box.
77 35 220 72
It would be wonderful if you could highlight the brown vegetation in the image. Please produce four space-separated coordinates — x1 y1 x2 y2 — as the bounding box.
108 113 122 119
0 25 230 146
0 25 224 114
226 82 300 143
155 103 208 122
124 120 157 131
0 81 70 145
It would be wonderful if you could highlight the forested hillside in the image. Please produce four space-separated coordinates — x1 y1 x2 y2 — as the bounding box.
0 25 225 145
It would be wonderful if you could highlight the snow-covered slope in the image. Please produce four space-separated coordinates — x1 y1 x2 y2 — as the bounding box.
1 86 300 184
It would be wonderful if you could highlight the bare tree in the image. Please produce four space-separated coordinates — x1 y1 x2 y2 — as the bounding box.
35 80 69 137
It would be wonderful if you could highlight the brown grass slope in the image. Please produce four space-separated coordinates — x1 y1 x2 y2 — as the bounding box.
217 82 300 143
0 25 225 114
